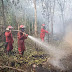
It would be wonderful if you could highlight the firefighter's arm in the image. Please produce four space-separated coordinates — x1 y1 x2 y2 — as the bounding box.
23 32 28 39
5 32 11 37
42 29 48 33
17 32 24 39
18 34 24 40
44 29 50 34
45 30 48 33
45 30 50 34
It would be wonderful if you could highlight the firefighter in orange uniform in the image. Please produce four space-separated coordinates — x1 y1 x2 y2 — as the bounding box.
5 26 14 55
40 24 49 42
17 25 28 56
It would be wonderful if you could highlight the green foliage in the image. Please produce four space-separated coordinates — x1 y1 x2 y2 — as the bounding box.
0 37 48 71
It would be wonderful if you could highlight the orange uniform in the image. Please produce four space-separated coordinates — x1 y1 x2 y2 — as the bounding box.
5 31 14 52
40 28 48 42
17 32 28 55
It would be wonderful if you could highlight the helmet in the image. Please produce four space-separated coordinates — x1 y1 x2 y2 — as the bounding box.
42 24 45 26
20 25 25 28
8 26 13 29
6 28 9 31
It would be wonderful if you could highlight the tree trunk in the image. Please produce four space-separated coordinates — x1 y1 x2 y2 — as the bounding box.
16 17 19 30
18 23 19 30
24 11 26 26
32 21 34 34
61 11 65 34
1 0 6 41
29 19 30 35
33 0 37 36
51 0 55 36
47 1 50 42
57 0 65 34
1 0 6 29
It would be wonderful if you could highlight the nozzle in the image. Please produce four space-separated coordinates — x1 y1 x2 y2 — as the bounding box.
26 34 28 37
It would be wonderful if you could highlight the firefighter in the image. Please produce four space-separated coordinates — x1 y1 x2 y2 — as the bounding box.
40 24 49 42
5 26 14 55
17 25 28 56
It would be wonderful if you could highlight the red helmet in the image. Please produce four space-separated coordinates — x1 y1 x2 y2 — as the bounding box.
20 25 25 28
42 24 45 26
8 26 13 29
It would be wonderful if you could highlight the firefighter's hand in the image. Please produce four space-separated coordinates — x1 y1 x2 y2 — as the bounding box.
26 34 28 37
23 32 25 35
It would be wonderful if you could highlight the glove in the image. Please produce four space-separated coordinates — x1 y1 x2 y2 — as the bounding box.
26 34 28 37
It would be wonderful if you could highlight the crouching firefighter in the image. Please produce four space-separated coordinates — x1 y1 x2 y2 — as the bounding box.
5 26 14 55
17 25 28 56
40 24 49 42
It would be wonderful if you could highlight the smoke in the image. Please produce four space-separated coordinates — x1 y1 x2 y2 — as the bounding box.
28 25 72 71
49 23 72 70
28 35 67 70
5 0 72 34
5 0 72 70
64 24 72 46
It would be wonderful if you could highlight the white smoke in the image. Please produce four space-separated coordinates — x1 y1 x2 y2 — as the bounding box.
28 35 69 70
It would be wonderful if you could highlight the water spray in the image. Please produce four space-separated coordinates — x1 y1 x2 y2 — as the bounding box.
28 35 72 70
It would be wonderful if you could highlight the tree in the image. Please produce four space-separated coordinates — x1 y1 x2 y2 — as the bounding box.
57 0 66 34
1 0 6 29
41 0 56 41
41 0 51 42
50 0 56 36
33 0 37 36
29 18 31 35
32 21 34 34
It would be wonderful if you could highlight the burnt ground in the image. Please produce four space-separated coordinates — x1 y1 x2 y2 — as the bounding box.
0 37 72 72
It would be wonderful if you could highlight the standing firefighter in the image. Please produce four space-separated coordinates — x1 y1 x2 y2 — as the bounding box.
40 24 49 42
17 25 28 56
5 26 14 55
